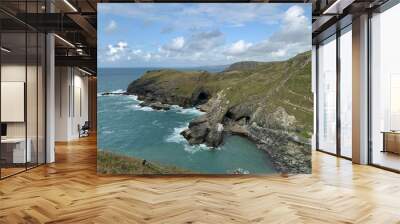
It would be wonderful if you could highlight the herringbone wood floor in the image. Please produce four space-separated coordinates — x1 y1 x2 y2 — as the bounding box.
1 135 400 224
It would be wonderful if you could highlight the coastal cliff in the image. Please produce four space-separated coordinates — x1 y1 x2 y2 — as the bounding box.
127 51 312 173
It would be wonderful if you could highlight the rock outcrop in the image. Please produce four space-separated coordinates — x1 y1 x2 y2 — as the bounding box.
101 91 128 96
127 51 313 173
127 69 210 108
139 101 170 110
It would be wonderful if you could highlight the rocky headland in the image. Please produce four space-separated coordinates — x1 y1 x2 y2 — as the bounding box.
126 51 313 173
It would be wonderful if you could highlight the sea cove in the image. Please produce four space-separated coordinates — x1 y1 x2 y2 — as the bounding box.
98 68 276 174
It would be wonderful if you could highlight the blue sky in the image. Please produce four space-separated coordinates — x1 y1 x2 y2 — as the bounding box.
98 3 311 68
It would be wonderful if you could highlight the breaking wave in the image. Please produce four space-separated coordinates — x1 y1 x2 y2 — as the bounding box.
110 89 125 94
127 95 140 101
230 168 250 174
170 105 205 116
165 122 217 154
129 104 154 111
97 89 126 97
165 123 188 144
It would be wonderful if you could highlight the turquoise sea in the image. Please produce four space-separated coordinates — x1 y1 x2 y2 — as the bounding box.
97 67 276 174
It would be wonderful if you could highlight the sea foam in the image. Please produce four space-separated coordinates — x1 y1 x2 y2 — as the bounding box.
110 89 125 94
126 94 144 103
165 123 188 144
130 104 154 111
97 89 126 97
170 105 205 116
165 123 217 154
128 95 140 101
183 143 212 154
230 168 250 174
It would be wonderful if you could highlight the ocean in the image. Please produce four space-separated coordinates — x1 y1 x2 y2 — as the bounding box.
97 67 276 174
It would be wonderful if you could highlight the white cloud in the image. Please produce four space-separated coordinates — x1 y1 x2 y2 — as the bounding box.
105 20 117 33
271 49 287 57
270 5 310 44
163 36 185 51
106 41 128 61
222 5 311 61
132 49 142 55
225 40 253 55
107 41 127 55
118 41 128 48
172 37 185 49
145 53 152 60
283 5 305 26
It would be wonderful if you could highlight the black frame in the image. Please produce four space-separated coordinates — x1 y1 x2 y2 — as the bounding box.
0 0 48 180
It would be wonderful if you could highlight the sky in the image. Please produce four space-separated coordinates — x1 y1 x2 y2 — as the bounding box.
98 3 311 68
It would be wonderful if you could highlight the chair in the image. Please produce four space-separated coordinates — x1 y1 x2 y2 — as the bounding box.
79 121 90 138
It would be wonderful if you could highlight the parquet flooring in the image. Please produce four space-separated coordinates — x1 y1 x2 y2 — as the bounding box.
1 135 400 223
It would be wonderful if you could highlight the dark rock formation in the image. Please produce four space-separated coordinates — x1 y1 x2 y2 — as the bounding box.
101 91 128 96
127 69 209 108
181 121 209 145
191 88 211 106
139 101 170 111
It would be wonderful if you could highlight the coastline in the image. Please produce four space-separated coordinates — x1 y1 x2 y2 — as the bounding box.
98 90 276 174
124 92 284 171
128 91 311 174
99 90 309 173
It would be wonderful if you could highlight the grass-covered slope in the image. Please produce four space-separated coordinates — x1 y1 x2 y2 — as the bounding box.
97 151 192 175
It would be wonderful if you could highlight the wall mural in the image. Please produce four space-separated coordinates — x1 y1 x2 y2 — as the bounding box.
97 3 313 174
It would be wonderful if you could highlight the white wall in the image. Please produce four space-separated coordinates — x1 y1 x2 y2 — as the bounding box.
55 66 69 141
72 73 89 138
55 67 89 141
